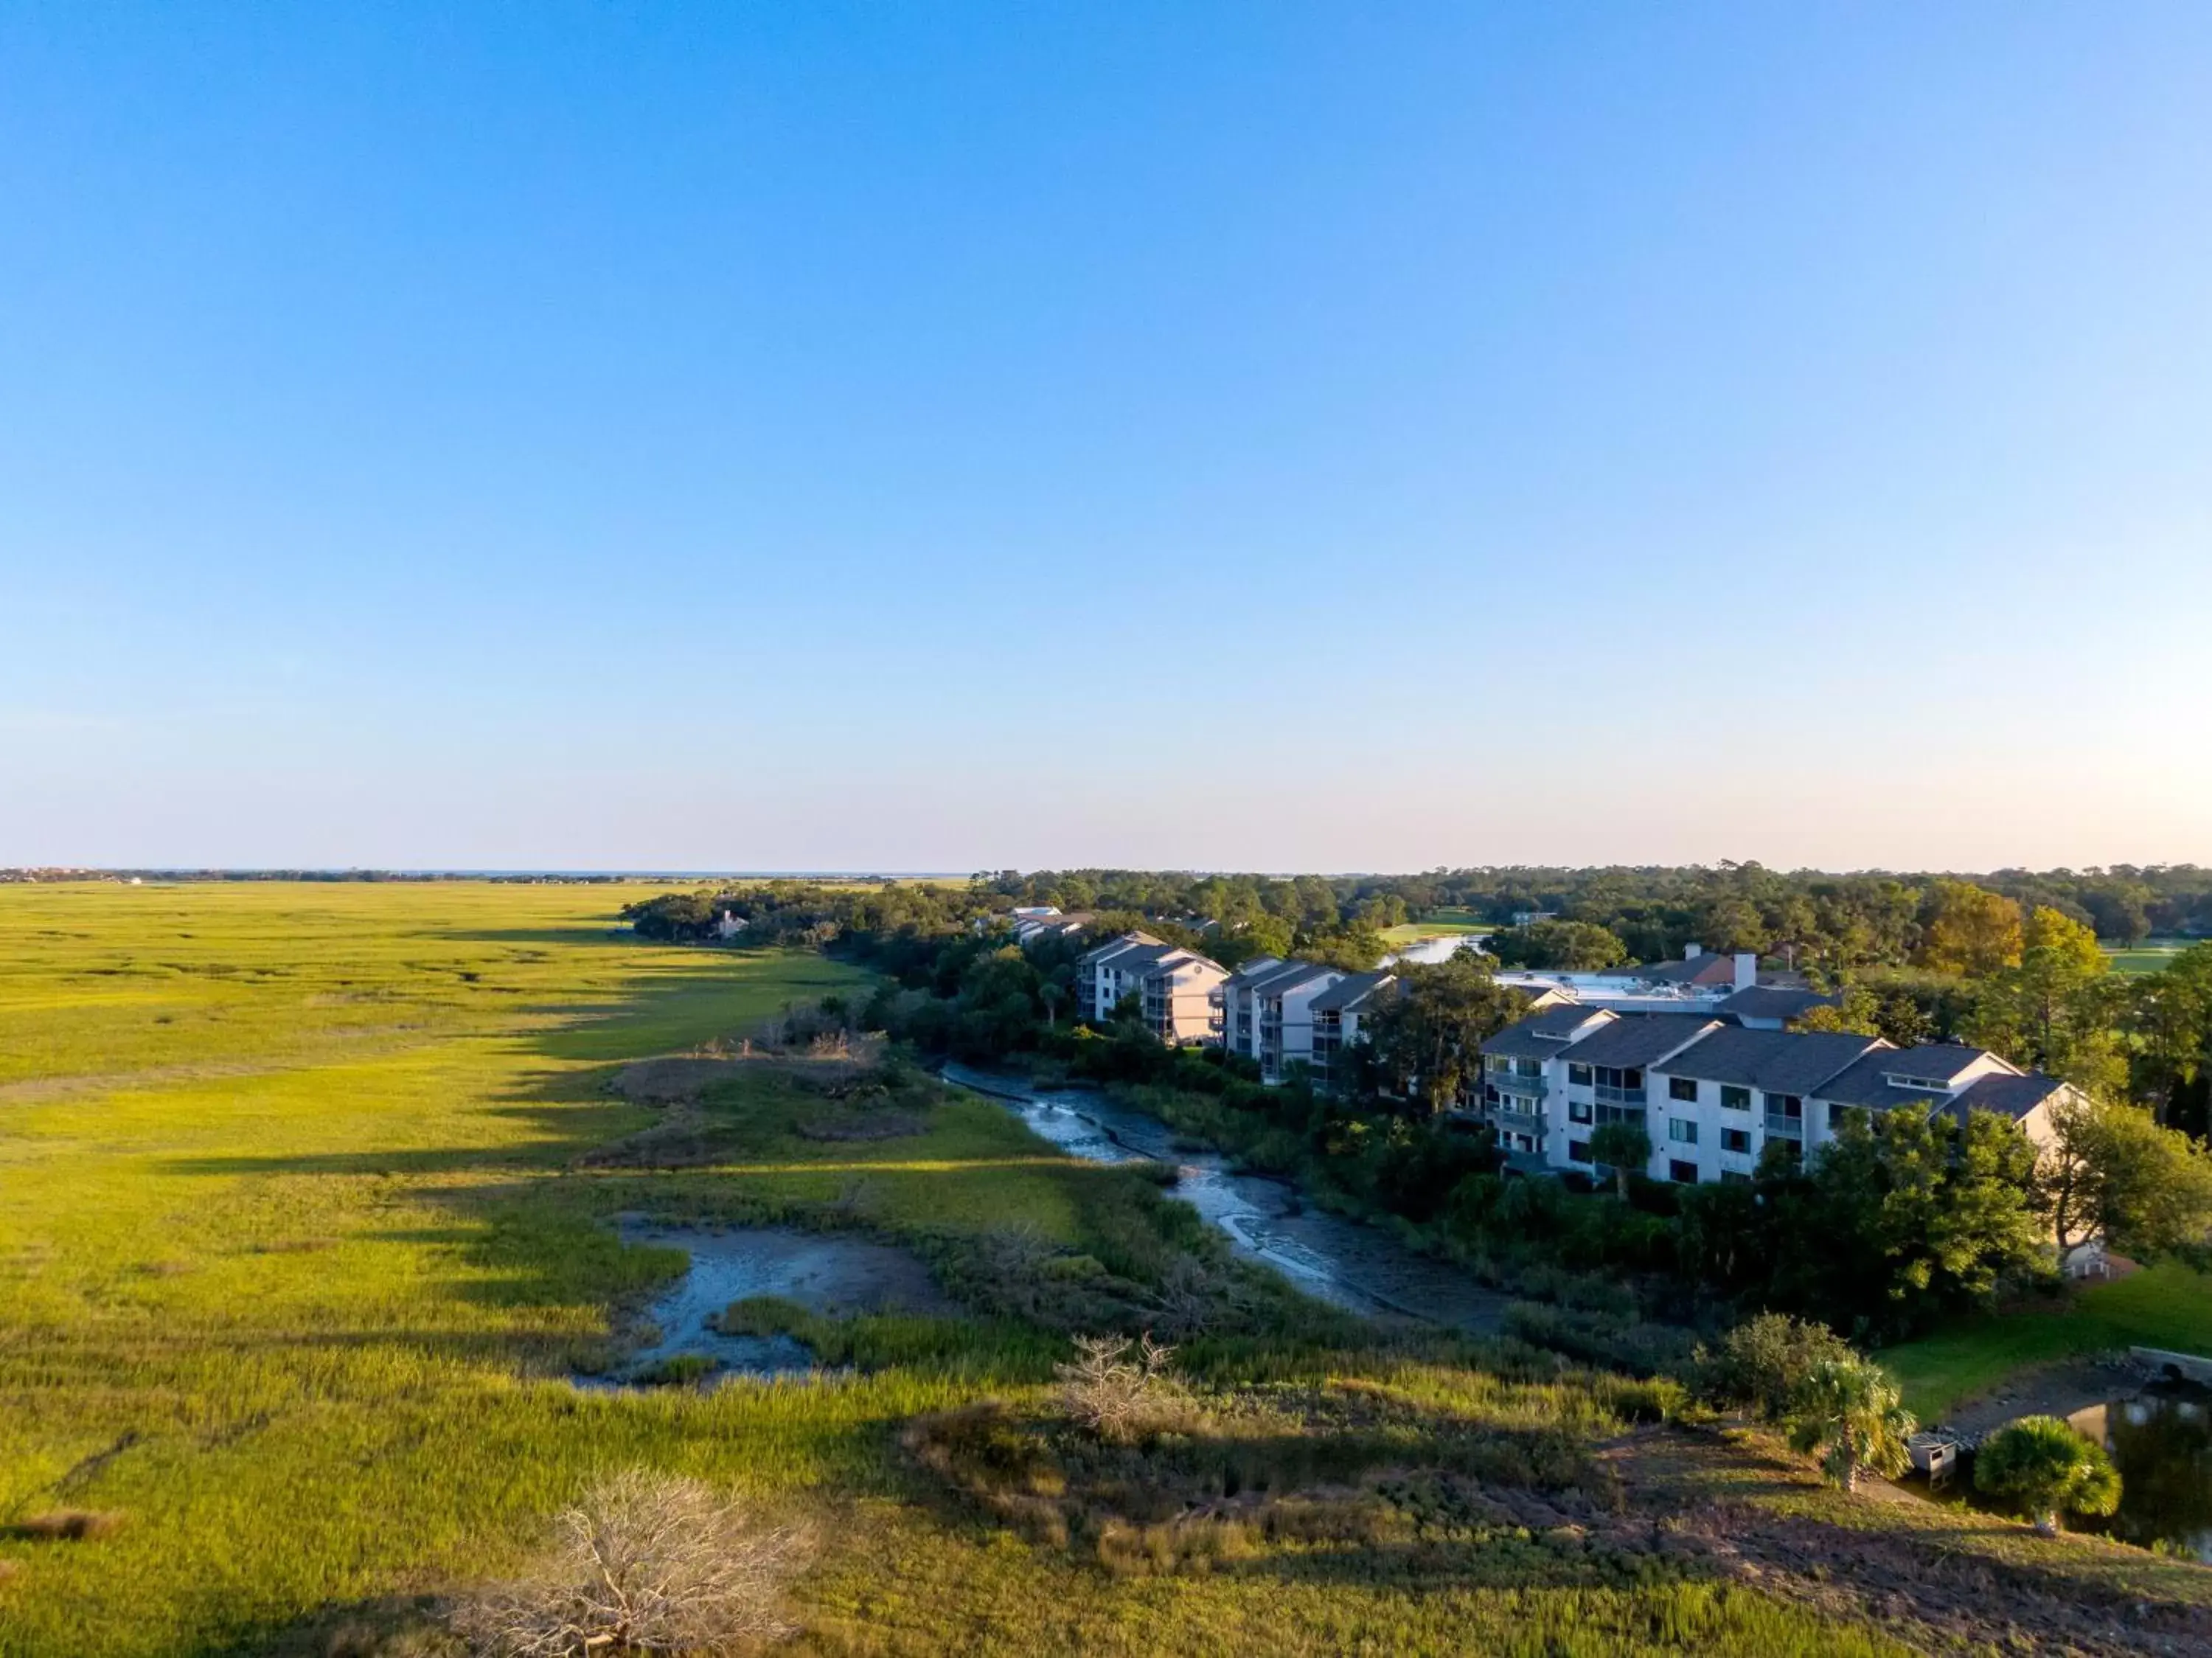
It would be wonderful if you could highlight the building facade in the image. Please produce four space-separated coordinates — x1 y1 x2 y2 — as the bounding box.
1074 933 1229 1044
1477 1009 2072 1182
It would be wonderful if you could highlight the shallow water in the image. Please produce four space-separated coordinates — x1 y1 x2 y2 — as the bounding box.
585 1221 955 1386
2069 1382 2212 1560
939 1062 1510 1333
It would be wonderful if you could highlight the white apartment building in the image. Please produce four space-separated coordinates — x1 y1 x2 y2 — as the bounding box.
1214 957 1346 1081
1308 970 1395 1087
1477 1009 2073 1182
1074 933 1229 1044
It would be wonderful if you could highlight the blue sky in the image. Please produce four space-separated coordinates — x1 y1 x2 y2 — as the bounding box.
4 4 2208 873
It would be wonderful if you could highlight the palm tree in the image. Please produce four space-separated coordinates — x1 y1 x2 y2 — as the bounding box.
1974 1415 2122 1537
1587 1121 1651 1198
1785 1357 1916 1493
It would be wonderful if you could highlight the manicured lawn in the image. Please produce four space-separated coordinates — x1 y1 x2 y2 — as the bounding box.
2104 937 2197 974
1381 920 1492 944
1880 1263 2212 1420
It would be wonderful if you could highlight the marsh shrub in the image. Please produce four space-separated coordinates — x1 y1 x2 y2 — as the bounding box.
451 1469 810 1657
1055 1333 1188 1444
1705 1313 1855 1420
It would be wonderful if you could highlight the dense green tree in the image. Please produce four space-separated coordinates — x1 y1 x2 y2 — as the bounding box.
1359 955 1528 1113
1489 919 1627 972
1975 1416 2122 1537
2041 1093 2212 1261
1967 907 2124 1092
1919 880 2024 978
2126 943 2212 1129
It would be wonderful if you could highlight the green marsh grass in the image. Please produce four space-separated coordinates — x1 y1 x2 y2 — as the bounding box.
4 881 2205 1656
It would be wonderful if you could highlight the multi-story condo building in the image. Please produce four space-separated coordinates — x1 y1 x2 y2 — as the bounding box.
1215 958 1346 1081
1477 1008 2073 1181
1491 945 1763 1013
1307 971 1395 1087
1073 933 1228 1044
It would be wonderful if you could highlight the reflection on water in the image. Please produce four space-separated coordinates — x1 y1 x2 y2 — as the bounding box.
941 1062 1510 1333
2072 1384 2212 1561
582 1221 954 1387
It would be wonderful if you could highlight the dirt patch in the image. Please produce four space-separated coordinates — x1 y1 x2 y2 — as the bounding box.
606 1039 887 1106
1942 1355 2152 1440
1603 1429 2212 1657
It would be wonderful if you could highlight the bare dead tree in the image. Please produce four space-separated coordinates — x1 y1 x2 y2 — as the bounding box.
451 1469 811 1657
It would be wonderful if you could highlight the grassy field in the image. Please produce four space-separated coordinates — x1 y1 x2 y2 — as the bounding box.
4 882 2208 1656
1880 1263 2212 1421
1380 920 1492 945
2102 937 2197 974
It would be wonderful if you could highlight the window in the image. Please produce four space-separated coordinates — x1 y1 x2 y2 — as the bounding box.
1719 1085 1751 1111
1721 1127 1752 1155
1624 1068 1643 1089
1827 1103 1856 1131
1568 1098 1593 1124
1568 1063 1592 1086
1669 1118 1699 1145
1568 1140 1593 1164
1669 1159 1700 1184
1669 1076 1698 1103
1766 1093 1804 1120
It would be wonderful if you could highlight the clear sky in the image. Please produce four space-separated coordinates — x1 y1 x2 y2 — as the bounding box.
4 4 2208 874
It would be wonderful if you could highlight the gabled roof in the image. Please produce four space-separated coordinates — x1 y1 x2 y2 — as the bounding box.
1559 1014 1723 1070
1719 986 1837 1024
1481 1005 1615 1060
1081 931 1163 965
1812 1043 2003 1110
1951 1072 2070 1123
1310 971 1394 1014
1656 1027 1888 1095
1222 958 1338 1000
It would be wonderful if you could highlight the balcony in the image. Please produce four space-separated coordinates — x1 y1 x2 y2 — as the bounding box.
1593 1083 1646 1108
1764 1114 1804 1140
1490 1070 1548 1099
1489 1106 1547 1138
1596 1104 1645 1128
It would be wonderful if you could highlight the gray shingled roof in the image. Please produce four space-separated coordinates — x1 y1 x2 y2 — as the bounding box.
1719 985 1837 1023
1223 960 1339 1001
1655 1027 1887 1094
1812 1044 1996 1109
1310 971 1394 1014
1951 1072 2068 1123
1558 1015 1723 1069
1481 1005 1613 1059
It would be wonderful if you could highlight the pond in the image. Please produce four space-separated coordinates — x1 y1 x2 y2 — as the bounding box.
939 1061 1512 1333
2069 1381 2212 1560
582 1219 956 1387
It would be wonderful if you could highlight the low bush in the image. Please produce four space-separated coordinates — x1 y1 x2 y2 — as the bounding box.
1056 1333 1192 1444
1703 1312 1855 1420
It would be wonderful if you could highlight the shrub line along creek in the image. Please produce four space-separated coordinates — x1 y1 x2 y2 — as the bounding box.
938 1061 1513 1333
589 1064 1514 1390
